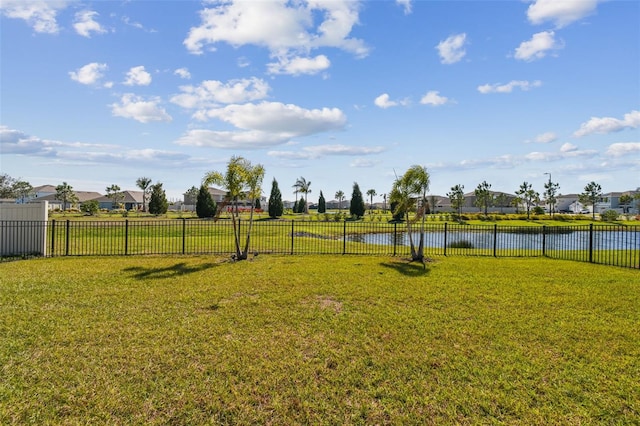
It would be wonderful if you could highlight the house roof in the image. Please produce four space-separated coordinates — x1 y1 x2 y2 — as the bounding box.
37 191 103 203
183 187 227 197
95 190 144 203
32 185 57 194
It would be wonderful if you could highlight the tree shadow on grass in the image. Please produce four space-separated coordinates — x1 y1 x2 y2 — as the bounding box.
379 259 431 277
123 262 219 280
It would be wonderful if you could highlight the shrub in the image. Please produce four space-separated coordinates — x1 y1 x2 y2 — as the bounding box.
448 240 474 249
80 200 99 216
601 209 619 222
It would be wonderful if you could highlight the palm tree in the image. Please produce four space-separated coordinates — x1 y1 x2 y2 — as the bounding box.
366 189 376 214
389 165 430 265
335 190 345 212
294 177 311 214
136 177 152 212
203 156 265 260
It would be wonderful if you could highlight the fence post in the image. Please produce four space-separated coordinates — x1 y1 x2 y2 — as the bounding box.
291 220 294 255
493 224 498 257
443 222 448 256
393 222 397 256
182 218 186 255
51 219 56 257
542 225 546 257
343 221 347 255
124 219 129 255
589 223 593 263
65 220 70 256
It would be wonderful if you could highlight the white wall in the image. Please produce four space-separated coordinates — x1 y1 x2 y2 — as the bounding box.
0 202 48 256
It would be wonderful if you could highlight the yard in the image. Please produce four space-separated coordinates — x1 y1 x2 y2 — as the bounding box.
1 255 639 424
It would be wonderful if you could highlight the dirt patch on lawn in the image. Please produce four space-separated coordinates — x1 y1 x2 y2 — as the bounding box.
303 295 343 313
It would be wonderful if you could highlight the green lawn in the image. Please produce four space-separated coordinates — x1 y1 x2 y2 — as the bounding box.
1 255 639 424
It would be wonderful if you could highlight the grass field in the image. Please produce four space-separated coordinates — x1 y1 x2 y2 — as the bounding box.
1 255 639 424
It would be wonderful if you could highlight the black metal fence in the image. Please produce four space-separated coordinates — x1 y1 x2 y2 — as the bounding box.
1 219 639 269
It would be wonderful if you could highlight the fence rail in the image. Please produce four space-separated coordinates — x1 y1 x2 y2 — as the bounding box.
1 220 638 269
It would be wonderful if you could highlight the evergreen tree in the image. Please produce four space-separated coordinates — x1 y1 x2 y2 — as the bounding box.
148 182 168 215
318 191 326 213
296 197 306 213
268 178 284 218
196 185 216 218
350 182 366 218
255 198 261 210
447 184 465 218
55 182 78 211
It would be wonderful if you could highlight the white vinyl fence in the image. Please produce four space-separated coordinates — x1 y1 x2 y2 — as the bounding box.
0 202 48 257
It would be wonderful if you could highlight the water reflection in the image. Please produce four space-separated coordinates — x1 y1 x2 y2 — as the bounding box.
347 230 640 250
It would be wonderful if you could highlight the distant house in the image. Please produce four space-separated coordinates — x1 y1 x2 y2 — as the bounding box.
595 189 640 214
183 187 265 212
95 190 144 210
27 185 57 203
184 187 228 206
325 199 350 210
435 191 517 214
35 191 103 210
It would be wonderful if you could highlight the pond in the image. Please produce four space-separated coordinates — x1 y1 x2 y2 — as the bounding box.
347 229 640 251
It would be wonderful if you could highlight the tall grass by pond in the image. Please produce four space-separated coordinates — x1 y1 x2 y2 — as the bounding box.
1 255 638 424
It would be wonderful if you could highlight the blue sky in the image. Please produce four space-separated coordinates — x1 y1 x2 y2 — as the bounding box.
1 0 638 202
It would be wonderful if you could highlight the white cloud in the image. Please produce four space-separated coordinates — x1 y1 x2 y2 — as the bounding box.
183 0 368 74
121 16 155 33
110 94 172 123
527 0 601 28
526 132 557 144
170 78 270 110
573 110 640 137
0 0 68 34
267 55 330 76
525 143 596 161
605 142 640 157
374 94 397 109
396 0 412 15
420 91 450 106
175 129 291 149
560 142 578 152
203 102 347 136
1 126 194 170
0 125 114 156
477 80 542 94
124 66 152 86
175 101 347 149
73 10 106 37
69 62 108 85
269 144 385 160
436 33 467 64
350 158 382 168
514 31 562 61
174 68 191 79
